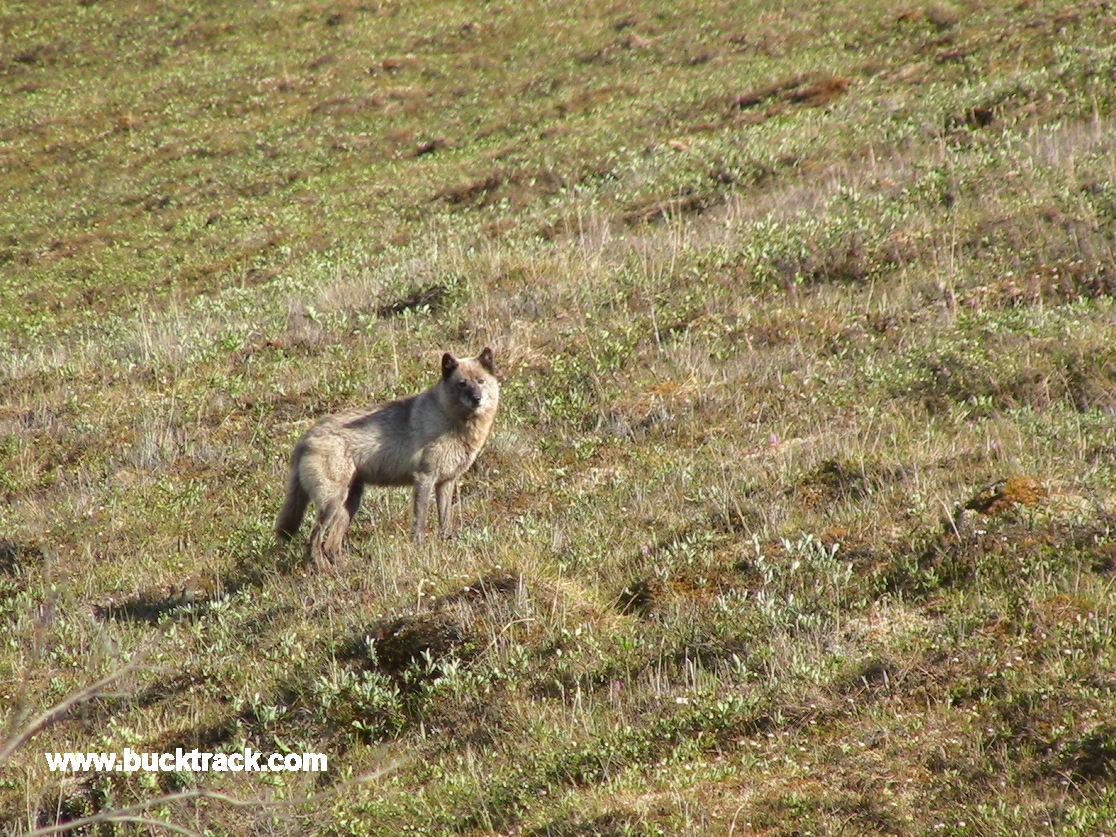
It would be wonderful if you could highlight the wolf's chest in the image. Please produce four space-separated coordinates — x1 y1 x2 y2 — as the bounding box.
418 433 479 478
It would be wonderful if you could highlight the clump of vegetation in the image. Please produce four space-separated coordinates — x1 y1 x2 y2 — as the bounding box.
4 1 1116 834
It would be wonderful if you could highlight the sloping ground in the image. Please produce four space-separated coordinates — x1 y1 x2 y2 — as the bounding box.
3 1 1116 835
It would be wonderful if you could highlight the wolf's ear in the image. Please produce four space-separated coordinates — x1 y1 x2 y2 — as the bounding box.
478 347 496 374
442 352 459 377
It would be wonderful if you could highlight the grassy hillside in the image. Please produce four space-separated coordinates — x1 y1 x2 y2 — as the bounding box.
3 0 1116 834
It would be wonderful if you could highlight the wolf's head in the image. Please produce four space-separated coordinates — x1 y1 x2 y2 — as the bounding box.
441 347 500 417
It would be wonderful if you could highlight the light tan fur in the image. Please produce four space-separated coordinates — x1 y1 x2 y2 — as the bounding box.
276 348 499 569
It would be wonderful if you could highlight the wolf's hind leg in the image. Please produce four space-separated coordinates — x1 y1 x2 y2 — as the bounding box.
308 494 347 569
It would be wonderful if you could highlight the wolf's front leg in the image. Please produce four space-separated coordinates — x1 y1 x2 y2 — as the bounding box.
435 480 456 539
412 477 435 543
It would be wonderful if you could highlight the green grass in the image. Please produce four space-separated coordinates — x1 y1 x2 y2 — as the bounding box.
4 0 1116 834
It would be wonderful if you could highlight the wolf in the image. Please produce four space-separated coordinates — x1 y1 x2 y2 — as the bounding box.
276 348 499 568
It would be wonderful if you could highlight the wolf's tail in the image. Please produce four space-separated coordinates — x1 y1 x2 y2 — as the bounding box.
276 457 309 541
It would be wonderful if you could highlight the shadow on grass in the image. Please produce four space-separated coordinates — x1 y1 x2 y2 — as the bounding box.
92 593 208 625
91 544 286 625
0 537 42 577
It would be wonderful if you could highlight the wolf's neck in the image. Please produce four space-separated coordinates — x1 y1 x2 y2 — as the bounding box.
456 409 495 450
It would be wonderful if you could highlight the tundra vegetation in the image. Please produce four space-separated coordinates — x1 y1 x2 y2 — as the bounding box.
3 1 1116 834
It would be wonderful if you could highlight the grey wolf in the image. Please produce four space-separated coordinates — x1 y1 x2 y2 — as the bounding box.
276 348 499 568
